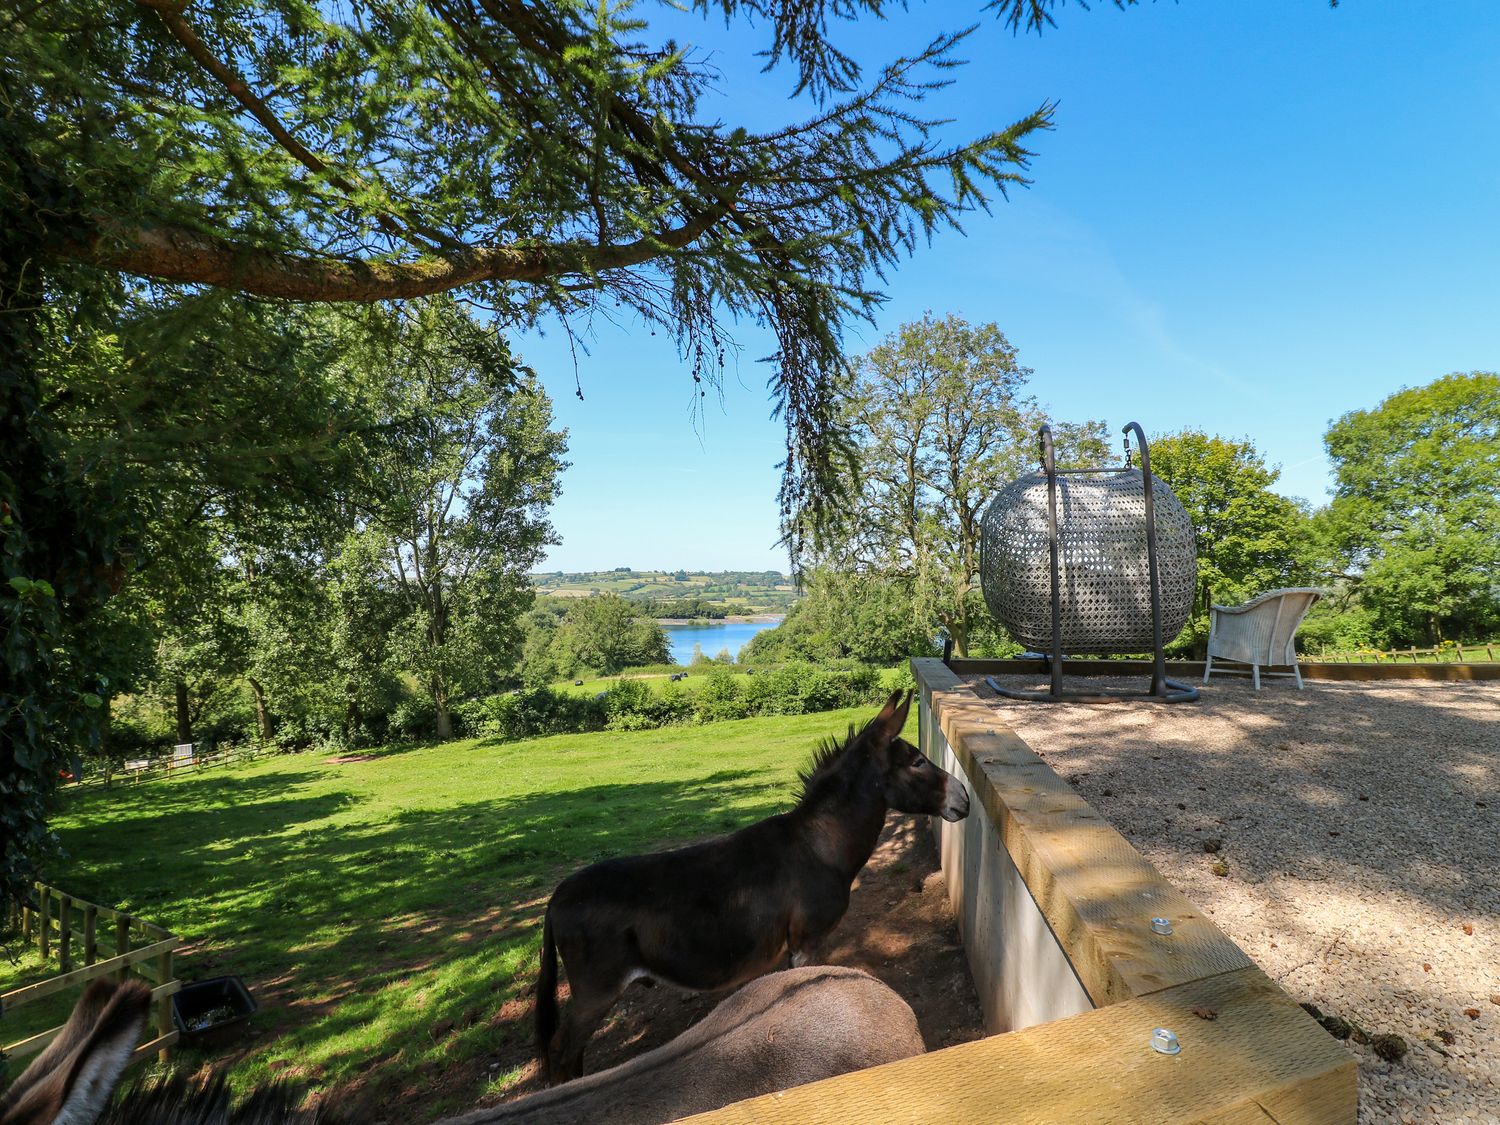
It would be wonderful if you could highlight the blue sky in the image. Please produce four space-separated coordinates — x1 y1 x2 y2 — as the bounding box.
520 0 1500 573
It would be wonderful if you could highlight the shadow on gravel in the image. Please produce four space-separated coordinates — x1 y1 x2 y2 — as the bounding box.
973 674 1499 921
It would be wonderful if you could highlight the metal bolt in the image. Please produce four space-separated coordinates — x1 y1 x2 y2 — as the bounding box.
1150 1027 1181 1055
1151 917 1174 936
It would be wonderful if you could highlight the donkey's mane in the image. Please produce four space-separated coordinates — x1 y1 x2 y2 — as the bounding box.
795 722 865 804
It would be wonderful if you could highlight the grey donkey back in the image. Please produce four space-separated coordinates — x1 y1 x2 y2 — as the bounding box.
3 968 920 1125
454 966 924 1125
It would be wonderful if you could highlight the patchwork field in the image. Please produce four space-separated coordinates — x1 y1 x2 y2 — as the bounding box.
529 569 798 614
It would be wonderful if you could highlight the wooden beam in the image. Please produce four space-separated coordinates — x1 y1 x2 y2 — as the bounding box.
2 981 181 1061
58 894 73 973
129 1031 179 1065
38 890 50 961
29 883 169 934
155 948 175 1061
84 904 98 965
914 660 1253 1008
946 656 1500 682
680 967 1355 1125
0 937 178 1009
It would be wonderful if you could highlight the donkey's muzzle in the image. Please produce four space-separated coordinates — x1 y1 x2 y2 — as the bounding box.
940 779 971 822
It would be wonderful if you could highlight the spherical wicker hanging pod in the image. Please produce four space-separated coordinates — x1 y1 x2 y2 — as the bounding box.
980 468 1197 654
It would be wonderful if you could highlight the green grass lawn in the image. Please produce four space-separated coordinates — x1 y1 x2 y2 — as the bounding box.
1 707 893 1117
1303 641 1499 664
551 665 909 698
551 666 742 696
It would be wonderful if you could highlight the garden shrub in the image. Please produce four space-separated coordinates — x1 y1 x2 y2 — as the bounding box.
390 695 438 740
694 668 749 723
489 687 606 740
605 678 691 730
450 697 498 738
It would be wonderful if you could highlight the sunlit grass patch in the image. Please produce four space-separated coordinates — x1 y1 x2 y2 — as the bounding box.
3 708 890 1117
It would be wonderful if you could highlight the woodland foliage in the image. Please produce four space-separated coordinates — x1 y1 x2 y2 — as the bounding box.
1 0 1112 905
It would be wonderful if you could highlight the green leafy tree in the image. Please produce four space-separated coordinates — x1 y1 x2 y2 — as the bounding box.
356 303 568 740
517 606 568 689
560 594 670 675
41 288 395 744
814 313 1108 654
1321 372 1500 645
1146 431 1318 653
322 536 407 744
742 569 938 666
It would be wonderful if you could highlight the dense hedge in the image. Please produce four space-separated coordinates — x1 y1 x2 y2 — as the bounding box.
108 661 897 756
452 661 888 743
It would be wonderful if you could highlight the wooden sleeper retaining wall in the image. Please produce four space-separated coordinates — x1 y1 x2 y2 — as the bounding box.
684 658 1356 1124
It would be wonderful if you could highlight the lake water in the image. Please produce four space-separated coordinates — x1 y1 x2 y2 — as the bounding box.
663 619 782 665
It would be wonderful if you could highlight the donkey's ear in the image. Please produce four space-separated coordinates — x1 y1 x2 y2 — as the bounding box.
0 978 150 1125
869 689 914 745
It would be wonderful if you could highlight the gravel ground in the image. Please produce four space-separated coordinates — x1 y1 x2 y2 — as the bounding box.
967 673 1500 1125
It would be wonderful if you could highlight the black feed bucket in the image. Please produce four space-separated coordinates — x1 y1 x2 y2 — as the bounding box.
172 975 257 1048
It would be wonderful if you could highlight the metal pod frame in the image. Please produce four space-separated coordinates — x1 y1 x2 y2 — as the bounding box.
986 422 1199 704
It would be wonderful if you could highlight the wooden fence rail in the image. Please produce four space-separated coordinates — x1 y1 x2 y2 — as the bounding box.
2 883 179 1072
1307 641 1498 665
64 743 266 794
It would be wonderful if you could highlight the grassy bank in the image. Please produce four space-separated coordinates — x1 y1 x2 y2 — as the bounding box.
2 707 896 1118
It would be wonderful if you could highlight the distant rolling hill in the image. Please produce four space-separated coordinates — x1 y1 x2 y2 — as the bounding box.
529 569 798 616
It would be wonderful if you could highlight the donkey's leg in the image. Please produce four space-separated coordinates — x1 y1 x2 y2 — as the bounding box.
787 919 824 969
552 980 621 1083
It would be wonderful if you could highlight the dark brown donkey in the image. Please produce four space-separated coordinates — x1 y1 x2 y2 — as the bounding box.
534 689 969 1083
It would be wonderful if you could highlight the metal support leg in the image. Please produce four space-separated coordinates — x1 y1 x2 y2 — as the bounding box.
1252 664 1261 691
1203 654 1213 684
1293 662 1304 690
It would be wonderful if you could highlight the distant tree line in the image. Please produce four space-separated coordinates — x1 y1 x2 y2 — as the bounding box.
518 595 670 683
640 598 729 620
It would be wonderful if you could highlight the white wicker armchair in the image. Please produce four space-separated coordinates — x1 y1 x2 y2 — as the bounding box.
1203 588 1322 690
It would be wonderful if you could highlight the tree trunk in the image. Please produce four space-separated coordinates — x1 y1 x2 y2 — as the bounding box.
247 676 273 741
175 680 192 745
345 687 362 746
433 677 453 741
945 614 968 659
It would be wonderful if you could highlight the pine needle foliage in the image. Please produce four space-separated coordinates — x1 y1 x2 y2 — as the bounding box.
4 0 1073 548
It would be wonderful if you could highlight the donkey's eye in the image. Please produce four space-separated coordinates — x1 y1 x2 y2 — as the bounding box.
909 755 927 769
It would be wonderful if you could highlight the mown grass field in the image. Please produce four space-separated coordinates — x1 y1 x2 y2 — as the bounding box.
1 707 900 1118
1302 641 1499 664
550 665 908 698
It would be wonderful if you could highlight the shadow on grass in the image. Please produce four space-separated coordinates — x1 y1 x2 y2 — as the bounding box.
41 765 792 1119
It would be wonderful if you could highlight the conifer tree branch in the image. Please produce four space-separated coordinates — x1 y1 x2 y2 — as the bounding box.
135 0 463 253
70 202 735 302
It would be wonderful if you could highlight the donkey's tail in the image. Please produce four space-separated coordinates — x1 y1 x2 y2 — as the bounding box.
535 906 559 1072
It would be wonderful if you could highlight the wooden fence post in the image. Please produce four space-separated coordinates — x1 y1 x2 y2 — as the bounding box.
84 905 98 964
116 916 131 982
58 894 73 973
38 889 50 961
156 948 175 1062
